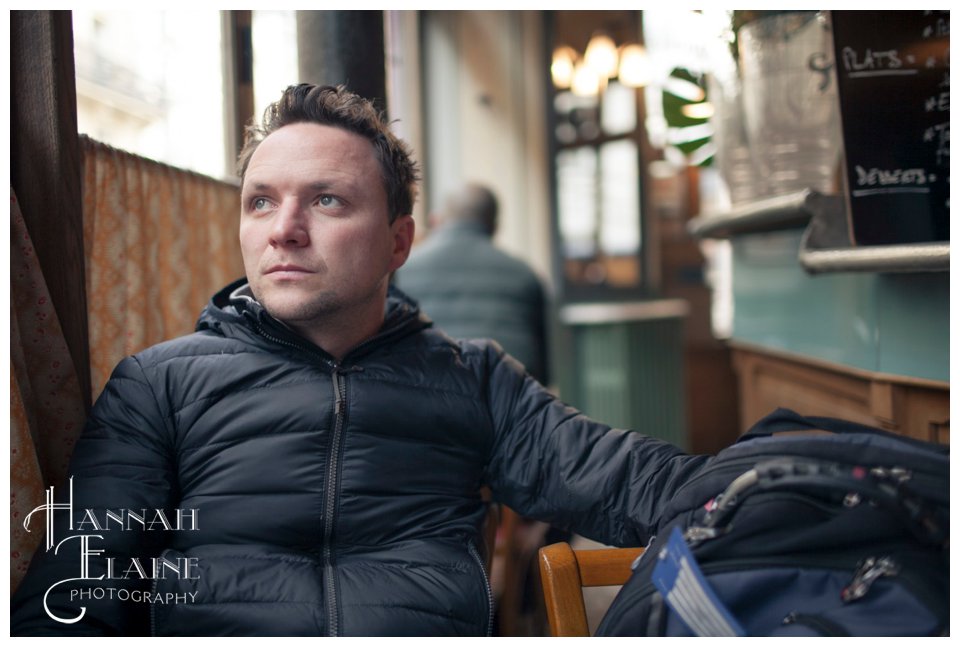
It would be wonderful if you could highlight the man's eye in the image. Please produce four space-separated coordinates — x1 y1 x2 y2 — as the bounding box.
318 195 341 207
251 197 271 211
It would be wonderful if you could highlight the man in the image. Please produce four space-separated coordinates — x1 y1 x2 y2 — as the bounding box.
397 184 549 384
12 84 708 636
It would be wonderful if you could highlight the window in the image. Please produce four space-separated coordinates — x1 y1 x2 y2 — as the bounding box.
548 11 651 302
73 10 227 179
251 11 299 125
73 10 299 180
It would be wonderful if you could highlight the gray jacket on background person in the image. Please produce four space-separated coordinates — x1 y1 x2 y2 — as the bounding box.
397 185 550 384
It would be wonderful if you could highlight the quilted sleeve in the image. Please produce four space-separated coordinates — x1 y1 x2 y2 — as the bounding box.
477 341 709 547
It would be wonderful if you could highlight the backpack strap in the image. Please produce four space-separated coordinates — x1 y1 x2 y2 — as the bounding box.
742 408 892 438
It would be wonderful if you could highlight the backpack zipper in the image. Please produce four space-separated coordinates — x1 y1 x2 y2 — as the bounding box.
627 549 940 635
841 556 900 602
671 444 946 521
626 553 865 605
677 456 945 549
782 612 850 636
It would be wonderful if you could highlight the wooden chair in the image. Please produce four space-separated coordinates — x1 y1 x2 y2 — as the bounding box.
538 542 644 636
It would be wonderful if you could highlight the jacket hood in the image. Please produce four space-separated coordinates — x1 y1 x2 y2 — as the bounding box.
196 277 432 361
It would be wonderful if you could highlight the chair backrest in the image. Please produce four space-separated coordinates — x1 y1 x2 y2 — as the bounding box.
538 542 644 636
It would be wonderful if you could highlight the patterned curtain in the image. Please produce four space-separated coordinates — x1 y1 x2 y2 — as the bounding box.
81 136 244 399
10 190 86 590
11 141 244 590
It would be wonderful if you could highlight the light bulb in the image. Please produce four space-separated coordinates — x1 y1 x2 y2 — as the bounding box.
618 44 651 88
571 61 600 97
551 46 577 89
584 33 618 79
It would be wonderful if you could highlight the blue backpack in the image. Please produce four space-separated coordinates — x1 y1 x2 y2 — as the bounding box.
596 408 949 637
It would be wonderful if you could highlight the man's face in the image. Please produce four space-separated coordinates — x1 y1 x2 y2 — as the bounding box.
239 122 413 336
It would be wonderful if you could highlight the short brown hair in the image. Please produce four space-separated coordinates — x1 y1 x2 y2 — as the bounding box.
237 84 420 223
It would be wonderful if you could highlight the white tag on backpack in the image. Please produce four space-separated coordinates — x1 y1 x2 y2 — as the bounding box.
652 526 746 637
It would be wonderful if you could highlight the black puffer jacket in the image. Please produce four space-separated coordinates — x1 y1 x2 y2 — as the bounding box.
12 280 708 636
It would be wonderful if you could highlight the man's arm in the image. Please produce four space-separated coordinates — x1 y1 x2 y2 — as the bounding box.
11 356 177 636
477 342 709 547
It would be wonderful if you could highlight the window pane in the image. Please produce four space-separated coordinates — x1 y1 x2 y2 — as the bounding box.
600 81 637 136
73 10 226 179
252 11 299 122
599 139 641 255
556 147 598 259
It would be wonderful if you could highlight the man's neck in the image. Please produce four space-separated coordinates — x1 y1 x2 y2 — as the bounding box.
287 297 387 363
442 219 490 237
234 283 390 362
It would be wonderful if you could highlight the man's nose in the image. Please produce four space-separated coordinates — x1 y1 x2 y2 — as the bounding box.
269 200 309 247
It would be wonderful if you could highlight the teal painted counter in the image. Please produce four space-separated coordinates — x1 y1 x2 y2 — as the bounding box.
730 230 949 383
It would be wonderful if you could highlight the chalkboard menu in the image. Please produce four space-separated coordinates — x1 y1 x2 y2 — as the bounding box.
831 11 949 246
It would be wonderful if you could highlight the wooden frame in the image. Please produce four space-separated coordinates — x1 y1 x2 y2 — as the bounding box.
538 542 644 636
731 342 949 445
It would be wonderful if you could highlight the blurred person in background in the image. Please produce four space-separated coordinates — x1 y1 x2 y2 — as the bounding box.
397 183 549 385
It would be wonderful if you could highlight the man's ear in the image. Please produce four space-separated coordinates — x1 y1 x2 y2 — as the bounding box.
388 215 415 272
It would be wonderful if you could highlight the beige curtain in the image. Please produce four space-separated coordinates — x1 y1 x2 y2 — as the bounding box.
81 136 244 399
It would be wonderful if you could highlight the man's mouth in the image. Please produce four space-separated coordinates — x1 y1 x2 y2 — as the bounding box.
265 264 315 278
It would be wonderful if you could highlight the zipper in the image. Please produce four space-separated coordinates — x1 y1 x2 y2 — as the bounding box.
149 549 171 637
323 366 349 636
467 541 495 637
782 612 850 636
253 318 344 636
630 550 939 635
252 316 375 637
253 320 329 362
625 556 853 637
626 553 867 605
841 556 900 602
673 446 946 515
251 309 415 366
149 577 160 637
686 489 855 547
247 309 422 636
679 457 946 550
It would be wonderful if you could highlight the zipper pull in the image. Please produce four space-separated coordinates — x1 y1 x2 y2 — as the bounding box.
331 368 342 415
682 525 721 546
869 466 912 484
841 556 899 602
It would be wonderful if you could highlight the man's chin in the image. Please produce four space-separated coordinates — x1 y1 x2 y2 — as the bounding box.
258 293 338 325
